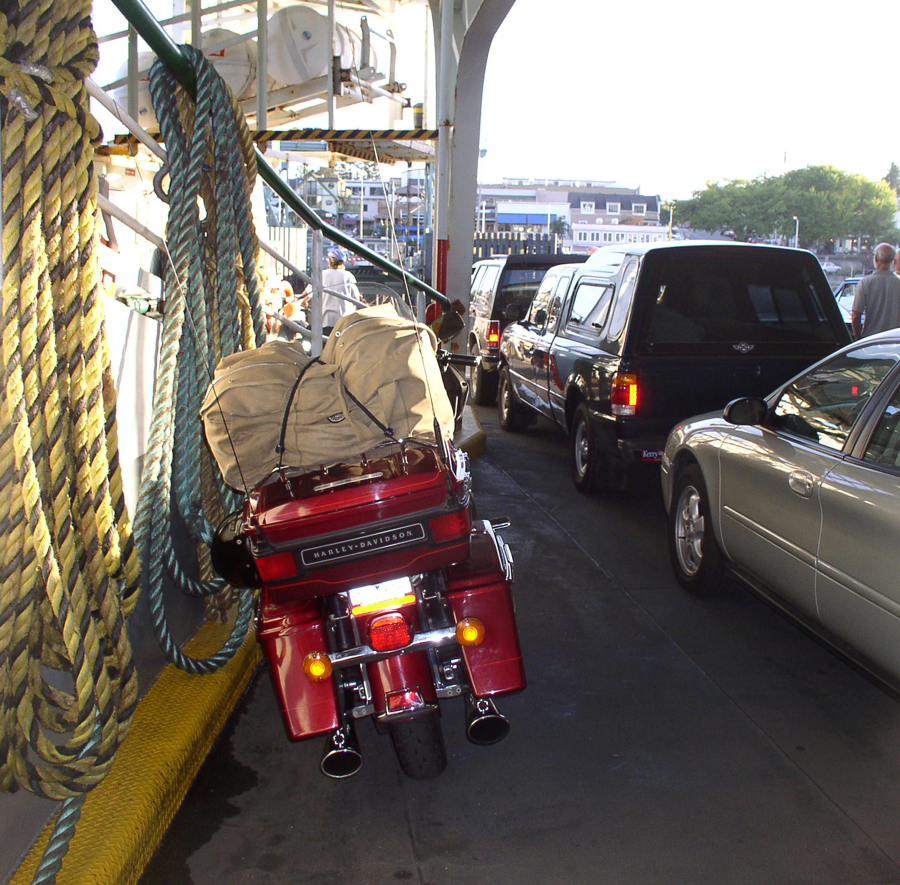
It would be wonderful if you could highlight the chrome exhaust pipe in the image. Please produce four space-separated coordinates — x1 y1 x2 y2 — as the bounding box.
465 696 510 745
320 724 363 779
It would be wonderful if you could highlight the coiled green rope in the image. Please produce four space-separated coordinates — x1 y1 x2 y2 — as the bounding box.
132 44 265 675
0 7 265 882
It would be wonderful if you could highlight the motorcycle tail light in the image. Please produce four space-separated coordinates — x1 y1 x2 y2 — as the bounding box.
429 509 471 543
611 372 639 416
386 687 425 715
456 617 485 647
369 613 413 651
254 551 298 582
302 651 333 682
487 320 501 349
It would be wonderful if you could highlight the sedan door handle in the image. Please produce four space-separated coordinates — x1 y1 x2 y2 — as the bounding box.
788 470 814 498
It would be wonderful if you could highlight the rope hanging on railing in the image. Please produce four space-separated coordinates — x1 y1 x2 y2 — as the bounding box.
0 0 142 879
131 44 265 674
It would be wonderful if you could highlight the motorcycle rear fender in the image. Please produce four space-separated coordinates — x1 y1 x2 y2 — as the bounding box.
368 651 437 717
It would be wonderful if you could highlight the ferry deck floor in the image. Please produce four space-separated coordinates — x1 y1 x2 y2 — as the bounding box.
138 405 900 885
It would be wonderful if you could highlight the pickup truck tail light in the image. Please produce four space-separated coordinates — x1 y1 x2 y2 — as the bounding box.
611 372 639 416
487 321 501 350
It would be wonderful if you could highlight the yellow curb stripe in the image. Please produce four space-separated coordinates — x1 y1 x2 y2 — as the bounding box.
10 617 262 885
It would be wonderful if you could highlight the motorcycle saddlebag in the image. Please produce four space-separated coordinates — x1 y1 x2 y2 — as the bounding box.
250 443 473 602
256 600 340 740
445 521 525 697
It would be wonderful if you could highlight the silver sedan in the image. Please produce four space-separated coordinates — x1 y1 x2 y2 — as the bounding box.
661 331 900 685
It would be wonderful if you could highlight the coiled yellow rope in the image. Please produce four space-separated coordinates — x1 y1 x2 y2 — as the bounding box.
0 0 142 811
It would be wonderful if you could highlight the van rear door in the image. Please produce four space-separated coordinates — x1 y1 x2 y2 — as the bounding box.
622 246 851 439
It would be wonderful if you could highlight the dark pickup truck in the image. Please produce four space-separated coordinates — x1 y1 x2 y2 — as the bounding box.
497 241 852 491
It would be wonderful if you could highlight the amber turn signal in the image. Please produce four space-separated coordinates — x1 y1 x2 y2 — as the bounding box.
456 618 485 647
302 651 333 682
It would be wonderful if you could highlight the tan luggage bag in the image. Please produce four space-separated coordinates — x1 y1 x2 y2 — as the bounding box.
322 303 455 444
201 305 454 490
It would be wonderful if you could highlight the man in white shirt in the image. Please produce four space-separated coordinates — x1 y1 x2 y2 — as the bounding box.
320 250 361 333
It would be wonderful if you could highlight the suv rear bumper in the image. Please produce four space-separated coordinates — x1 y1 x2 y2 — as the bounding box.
618 438 666 464
480 353 500 373
591 411 667 464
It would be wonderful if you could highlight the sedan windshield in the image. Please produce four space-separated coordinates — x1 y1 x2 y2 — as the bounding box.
770 344 899 451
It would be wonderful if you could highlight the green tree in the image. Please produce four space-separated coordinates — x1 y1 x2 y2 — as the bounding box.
677 177 786 242
334 160 382 180
677 165 898 249
884 162 900 193
549 217 570 237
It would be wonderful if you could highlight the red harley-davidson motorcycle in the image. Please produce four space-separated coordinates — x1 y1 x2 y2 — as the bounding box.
210 312 525 779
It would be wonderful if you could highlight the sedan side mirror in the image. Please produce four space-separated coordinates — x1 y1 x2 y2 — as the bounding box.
723 397 768 426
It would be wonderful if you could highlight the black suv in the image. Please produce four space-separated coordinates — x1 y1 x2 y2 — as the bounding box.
497 241 852 491
467 252 582 405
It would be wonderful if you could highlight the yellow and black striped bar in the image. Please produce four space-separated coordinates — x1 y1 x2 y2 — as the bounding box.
253 128 439 142
111 128 438 145
109 128 438 162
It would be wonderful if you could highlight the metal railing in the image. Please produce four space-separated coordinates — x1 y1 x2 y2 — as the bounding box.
108 0 450 310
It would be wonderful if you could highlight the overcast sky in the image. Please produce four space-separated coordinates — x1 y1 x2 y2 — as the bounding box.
478 0 900 200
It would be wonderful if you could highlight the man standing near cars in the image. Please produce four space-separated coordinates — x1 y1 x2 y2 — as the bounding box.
304 250 361 335
851 243 900 339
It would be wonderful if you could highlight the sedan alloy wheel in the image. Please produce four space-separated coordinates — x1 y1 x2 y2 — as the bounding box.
668 463 723 594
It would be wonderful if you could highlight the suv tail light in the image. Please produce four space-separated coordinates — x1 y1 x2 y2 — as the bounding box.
487 320 501 350
611 372 638 416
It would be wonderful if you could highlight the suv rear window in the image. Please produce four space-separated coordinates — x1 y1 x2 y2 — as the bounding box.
639 250 844 352
493 268 553 317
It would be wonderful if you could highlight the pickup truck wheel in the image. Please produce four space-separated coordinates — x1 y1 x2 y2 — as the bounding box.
470 358 498 407
668 463 723 595
570 404 628 492
498 367 527 432
570 403 598 492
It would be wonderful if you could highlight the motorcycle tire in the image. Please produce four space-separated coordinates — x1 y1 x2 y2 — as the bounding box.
389 712 447 780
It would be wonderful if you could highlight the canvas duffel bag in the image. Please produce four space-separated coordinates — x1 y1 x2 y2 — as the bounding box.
322 303 455 445
202 306 455 491
201 340 380 490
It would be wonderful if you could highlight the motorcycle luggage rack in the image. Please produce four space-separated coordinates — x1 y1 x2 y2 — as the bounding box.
254 439 439 505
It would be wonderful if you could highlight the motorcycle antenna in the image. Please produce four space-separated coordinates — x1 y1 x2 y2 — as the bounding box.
368 137 456 482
